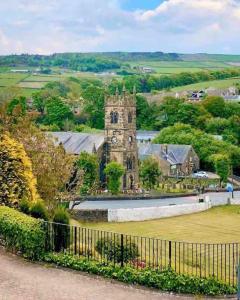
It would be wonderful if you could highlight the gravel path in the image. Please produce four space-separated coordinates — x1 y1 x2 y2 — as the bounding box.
0 248 212 300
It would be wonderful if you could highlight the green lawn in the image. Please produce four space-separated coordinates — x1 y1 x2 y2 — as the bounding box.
72 205 240 243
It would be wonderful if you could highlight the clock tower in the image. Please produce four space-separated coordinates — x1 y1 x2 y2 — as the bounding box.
104 86 139 191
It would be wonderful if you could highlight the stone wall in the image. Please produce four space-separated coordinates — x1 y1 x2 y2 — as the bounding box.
70 209 108 222
108 201 212 222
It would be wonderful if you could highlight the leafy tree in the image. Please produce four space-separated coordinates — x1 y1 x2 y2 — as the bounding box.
76 151 99 195
7 96 27 116
104 162 125 195
153 123 240 171
82 85 105 129
44 97 73 128
0 134 39 207
140 156 161 189
0 110 73 211
202 96 225 118
211 154 230 184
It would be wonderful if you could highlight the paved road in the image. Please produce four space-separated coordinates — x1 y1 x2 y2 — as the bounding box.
75 191 240 210
0 249 199 300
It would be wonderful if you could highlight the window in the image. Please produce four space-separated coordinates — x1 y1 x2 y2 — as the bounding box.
128 136 133 144
126 157 133 170
110 111 119 124
128 112 132 123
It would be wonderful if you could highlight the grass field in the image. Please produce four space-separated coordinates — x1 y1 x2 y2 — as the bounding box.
72 206 240 243
172 77 240 92
127 60 236 75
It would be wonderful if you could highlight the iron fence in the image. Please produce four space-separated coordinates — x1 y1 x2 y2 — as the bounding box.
43 221 240 287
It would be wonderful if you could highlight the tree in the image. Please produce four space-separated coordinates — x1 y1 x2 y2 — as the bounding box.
0 109 73 211
202 96 225 118
44 97 73 128
7 96 27 116
140 156 161 189
211 154 230 184
76 151 99 195
153 123 240 171
104 162 125 195
0 134 39 207
82 85 105 129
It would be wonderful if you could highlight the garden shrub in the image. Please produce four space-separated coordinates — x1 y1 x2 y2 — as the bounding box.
0 134 39 207
19 198 31 215
30 201 48 221
95 237 139 263
52 207 70 252
43 253 236 296
0 206 45 259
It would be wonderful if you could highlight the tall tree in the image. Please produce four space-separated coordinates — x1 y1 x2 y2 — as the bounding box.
104 162 125 195
140 156 161 189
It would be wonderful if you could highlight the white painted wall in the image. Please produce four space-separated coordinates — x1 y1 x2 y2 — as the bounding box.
108 201 212 222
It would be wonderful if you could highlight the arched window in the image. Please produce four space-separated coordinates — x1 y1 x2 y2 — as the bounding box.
128 112 132 123
127 157 133 170
110 111 119 124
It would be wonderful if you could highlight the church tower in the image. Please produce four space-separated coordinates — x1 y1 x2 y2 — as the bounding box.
105 87 139 191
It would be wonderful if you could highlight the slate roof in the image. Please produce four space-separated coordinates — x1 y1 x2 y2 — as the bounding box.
48 132 105 155
48 132 193 166
138 143 192 165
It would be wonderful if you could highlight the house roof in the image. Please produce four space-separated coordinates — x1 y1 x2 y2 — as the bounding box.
138 143 192 165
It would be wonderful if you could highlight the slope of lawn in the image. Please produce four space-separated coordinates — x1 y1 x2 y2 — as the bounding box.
72 205 240 243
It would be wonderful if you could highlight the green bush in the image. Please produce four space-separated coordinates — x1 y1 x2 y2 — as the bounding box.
43 253 236 296
0 206 45 259
95 237 139 263
30 201 48 221
19 198 31 215
52 207 70 252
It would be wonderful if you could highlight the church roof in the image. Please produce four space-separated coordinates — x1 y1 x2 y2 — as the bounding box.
138 143 192 165
48 132 194 166
48 132 105 155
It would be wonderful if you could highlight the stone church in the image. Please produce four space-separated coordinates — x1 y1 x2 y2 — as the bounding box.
50 88 200 191
104 87 139 190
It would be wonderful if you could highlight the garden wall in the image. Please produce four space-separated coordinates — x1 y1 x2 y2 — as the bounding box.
108 201 212 222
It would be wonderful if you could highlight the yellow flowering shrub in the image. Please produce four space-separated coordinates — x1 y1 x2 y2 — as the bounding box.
0 133 39 206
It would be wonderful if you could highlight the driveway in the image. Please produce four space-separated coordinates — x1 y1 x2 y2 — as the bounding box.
0 248 217 300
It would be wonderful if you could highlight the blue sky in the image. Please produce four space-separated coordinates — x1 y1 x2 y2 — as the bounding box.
122 0 163 11
0 0 240 55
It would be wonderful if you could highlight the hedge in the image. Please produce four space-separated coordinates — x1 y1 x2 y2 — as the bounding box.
0 206 45 259
43 253 236 296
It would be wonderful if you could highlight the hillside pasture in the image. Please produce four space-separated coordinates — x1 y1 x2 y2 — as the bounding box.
172 77 240 92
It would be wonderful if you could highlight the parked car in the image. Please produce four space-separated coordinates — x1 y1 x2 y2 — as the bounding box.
192 171 209 178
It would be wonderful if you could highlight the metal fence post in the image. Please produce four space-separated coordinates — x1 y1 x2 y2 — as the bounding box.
169 241 172 268
237 264 240 300
74 226 77 255
120 234 124 268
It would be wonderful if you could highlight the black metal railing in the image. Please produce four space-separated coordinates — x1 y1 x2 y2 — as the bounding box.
43 221 240 287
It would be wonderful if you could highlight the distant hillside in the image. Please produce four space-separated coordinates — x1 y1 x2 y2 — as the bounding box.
179 53 240 62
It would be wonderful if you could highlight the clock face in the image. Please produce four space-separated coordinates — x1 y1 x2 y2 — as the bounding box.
111 136 118 144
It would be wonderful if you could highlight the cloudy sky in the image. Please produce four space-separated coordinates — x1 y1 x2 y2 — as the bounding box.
1 0 240 55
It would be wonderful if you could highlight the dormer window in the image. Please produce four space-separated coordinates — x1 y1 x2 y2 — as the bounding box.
110 111 119 124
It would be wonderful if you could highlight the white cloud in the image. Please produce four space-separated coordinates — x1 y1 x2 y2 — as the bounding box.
0 0 240 54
